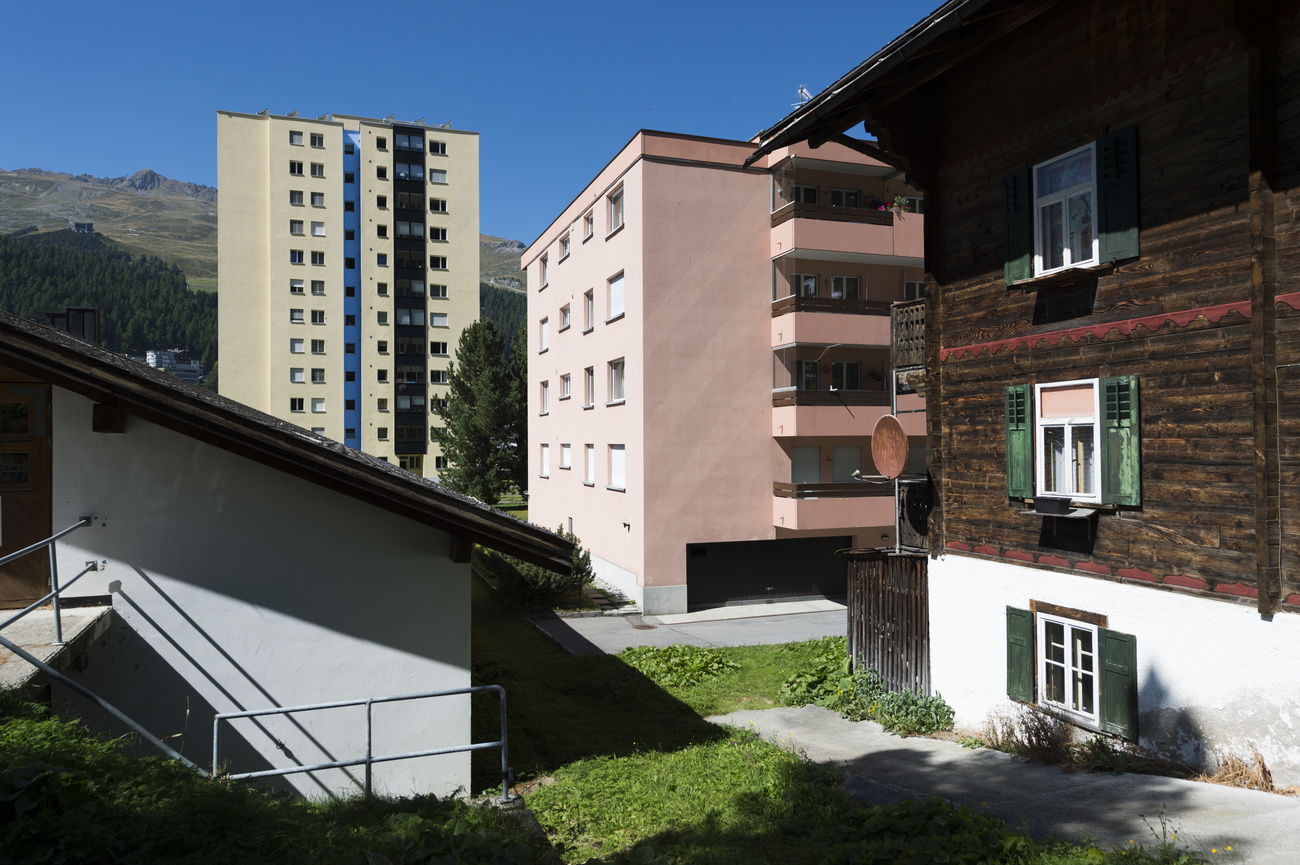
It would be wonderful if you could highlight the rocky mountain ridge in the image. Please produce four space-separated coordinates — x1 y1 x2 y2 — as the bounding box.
9 167 218 204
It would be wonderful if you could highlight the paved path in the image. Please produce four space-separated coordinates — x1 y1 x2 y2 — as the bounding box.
711 705 1300 864
529 600 846 655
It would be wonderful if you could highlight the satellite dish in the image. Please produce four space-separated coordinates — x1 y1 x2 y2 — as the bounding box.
871 414 909 480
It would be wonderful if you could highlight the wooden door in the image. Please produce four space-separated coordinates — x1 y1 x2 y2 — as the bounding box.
0 379 52 608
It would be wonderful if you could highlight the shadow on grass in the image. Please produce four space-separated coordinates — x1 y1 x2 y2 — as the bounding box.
470 578 726 793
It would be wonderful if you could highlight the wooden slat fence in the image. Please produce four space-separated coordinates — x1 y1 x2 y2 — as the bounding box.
891 299 926 370
846 553 930 694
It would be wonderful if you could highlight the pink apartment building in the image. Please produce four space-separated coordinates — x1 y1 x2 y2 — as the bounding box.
523 130 924 615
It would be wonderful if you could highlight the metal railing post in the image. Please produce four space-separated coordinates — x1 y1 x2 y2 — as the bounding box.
49 543 64 645
365 698 373 796
499 686 511 803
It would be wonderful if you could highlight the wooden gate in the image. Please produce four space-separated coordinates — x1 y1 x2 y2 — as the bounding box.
847 552 929 694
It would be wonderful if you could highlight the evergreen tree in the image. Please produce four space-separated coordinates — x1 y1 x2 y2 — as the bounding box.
434 320 513 506
501 320 528 492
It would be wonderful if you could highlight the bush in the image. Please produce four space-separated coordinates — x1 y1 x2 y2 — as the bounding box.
780 637 955 735
475 527 593 608
618 645 740 689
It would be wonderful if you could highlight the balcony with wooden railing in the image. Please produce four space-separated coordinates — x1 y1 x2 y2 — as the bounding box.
892 298 926 370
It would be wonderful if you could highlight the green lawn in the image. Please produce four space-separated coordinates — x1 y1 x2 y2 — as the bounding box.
188 277 218 293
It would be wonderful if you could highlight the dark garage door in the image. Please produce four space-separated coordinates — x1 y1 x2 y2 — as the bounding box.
686 536 851 611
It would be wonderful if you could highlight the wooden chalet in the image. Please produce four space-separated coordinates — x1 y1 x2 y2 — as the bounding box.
751 0 1300 782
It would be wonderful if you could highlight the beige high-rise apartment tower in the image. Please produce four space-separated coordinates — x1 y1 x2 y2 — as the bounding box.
217 111 479 477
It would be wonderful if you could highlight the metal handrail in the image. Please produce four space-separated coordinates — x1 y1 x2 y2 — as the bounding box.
0 517 91 644
213 685 514 801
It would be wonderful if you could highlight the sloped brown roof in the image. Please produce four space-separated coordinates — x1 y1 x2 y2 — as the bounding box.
0 309 572 573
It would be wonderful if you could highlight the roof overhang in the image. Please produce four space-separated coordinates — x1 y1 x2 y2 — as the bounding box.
0 312 572 574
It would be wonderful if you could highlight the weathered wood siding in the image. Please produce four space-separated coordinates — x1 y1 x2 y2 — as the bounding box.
872 0 1300 612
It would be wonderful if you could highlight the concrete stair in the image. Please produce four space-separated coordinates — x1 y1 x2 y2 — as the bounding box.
0 605 115 694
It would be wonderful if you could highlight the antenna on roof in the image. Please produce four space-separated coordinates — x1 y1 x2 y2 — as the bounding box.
287 110 299 117
793 86 812 108
384 114 396 122
414 117 424 125
440 122 452 129
317 113 329 120
257 109 269 116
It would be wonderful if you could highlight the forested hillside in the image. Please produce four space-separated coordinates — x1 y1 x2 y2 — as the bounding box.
480 282 525 350
0 229 217 370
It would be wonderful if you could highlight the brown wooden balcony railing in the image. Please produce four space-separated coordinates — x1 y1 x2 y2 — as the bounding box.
771 295 893 317
771 388 891 408
891 298 926 370
773 481 894 499
771 203 897 229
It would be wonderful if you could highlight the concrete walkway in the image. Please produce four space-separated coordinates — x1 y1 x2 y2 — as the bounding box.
530 599 846 655
711 705 1300 864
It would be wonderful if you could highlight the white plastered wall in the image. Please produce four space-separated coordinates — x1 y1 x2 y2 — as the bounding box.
929 554 1300 786
48 387 472 797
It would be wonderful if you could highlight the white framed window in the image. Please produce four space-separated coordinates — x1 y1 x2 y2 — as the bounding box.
310 309 325 324
1037 613 1099 725
311 251 325 265
795 273 818 297
540 443 550 477
560 234 571 259
311 339 324 353
540 254 549 287
538 317 549 352
290 219 304 235
904 279 926 301
290 279 304 294
430 341 448 356
430 198 447 212
430 284 447 298
560 373 571 399
429 140 447 155
796 359 818 390
311 191 324 206
289 131 303 146
584 290 594 331
311 398 325 413
430 370 448 384
311 368 325 384
607 272 625 320
1034 378 1100 503
310 133 324 148
290 190 303 206
830 276 860 300
431 312 448 327
289 367 304 383
290 250 304 264
310 163 324 178
608 444 626 491
1033 142 1097 276
430 256 447 270
560 443 571 469
608 358 625 404
311 280 325 295
311 221 325 237
830 361 860 391
793 184 818 204
429 169 447 183
584 443 595 485
583 211 594 239
378 426 389 441
539 380 549 415
290 308 304 323
584 367 594 408
430 227 446 241
289 160 303 175
829 189 860 208
290 338 304 353
290 398 304 412
559 304 571 331
608 186 624 233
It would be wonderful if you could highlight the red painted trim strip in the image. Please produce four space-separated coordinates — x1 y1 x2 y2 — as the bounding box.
1117 565 1158 582
1275 291 1300 311
1286 594 1300 607
945 540 971 552
973 544 999 556
1037 553 1068 568
941 301 1251 362
1213 582 1259 599
1162 573 1208 590
1004 550 1033 562
1075 561 1110 575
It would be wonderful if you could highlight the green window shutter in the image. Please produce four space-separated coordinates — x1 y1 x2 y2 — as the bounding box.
1099 628 1138 740
1098 126 1139 263
1003 168 1032 286
1100 375 1141 506
1006 606 1034 702
1004 384 1033 498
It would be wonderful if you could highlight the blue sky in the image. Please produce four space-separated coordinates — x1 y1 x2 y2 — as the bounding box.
1 0 939 245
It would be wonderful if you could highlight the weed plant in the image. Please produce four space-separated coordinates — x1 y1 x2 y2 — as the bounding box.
779 637 955 734
0 692 537 865
617 645 740 689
